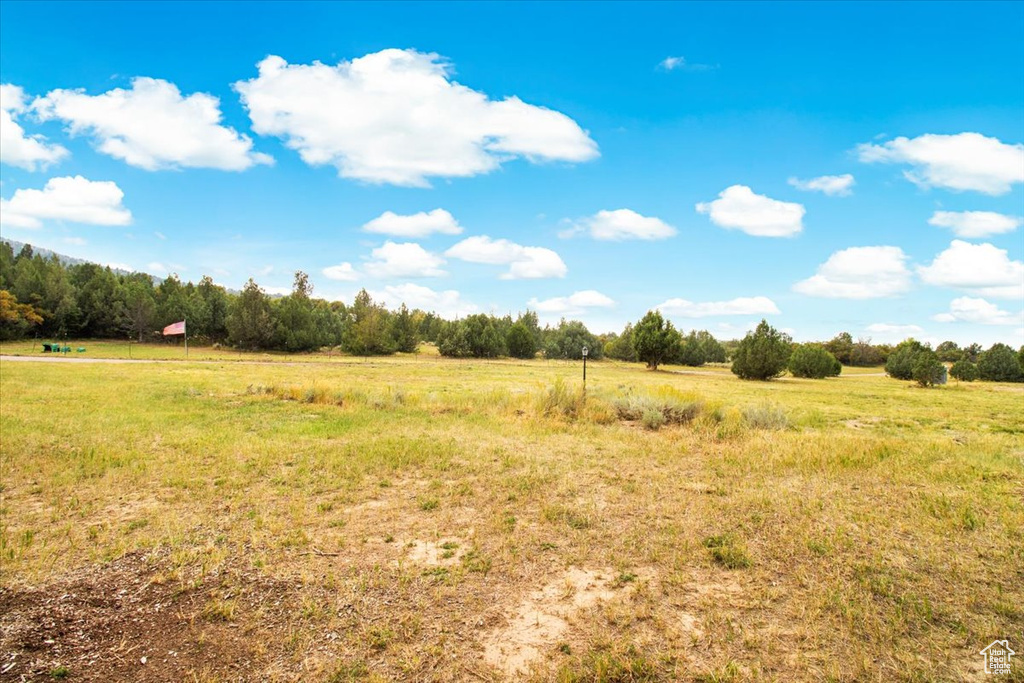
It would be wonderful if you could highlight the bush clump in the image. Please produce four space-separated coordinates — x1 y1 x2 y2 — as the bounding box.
731 320 792 381
978 343 1024 382
788 343 841 378
742 401 789 430
950 359 978 382
612 389 703 429
538 378 587 419
912 351 946 387
886 338 929 380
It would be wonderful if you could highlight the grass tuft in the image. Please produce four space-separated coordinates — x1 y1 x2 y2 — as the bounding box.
703 534 753 569
612 388 703 429
741 401 789 430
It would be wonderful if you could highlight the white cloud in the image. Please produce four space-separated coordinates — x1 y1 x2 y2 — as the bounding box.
928 211 1021 239
63 237 86 246
657 296 780 317
364 241 446 278
787 174 855 196
917 240 1024 299
865 323 925 344
234 50 598 187
657 56 716 72
361 209 462 237
932 297 1023 326
154 231 166 240
445 235 567 279
0 175 132 228
659 57 686 71
696 185 804 237
857 132 1024 195
566 209 676 241
322 262 359 281
33 77 272 171
528 290 615 315
370 283 477 318
793 246 911 299
0 84 68 170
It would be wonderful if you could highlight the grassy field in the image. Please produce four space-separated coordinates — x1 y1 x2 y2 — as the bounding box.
1 348 1022 682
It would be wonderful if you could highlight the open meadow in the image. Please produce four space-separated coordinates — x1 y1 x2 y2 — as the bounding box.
1 349 1022 682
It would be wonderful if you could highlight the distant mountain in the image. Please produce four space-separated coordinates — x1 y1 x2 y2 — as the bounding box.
1 238 245 293
2 236 145 276
1 238 118 271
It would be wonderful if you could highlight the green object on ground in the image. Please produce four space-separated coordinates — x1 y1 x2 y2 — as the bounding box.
77 347 86 353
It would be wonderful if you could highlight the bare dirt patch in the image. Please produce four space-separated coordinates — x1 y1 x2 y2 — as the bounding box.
845 416 883 429
405 538 465 567
0 552 298 682
481 567 635 678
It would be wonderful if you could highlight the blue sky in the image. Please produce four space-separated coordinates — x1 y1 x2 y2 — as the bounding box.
1 1 1022 346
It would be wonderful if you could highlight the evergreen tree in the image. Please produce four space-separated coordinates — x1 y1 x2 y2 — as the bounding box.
824 332 854 365
389 303 419 353
788 343 842 378
731 320 792 381
885 339 928 380
912 350 946 387
122 276 157 341
545 319 601 360
977 343 1024 382
226 279 275 349
949 359 978 382
341 289 394 355
437 320 472 357
604 323 637 361
677 330 707 366
935 340 962 363
698 330 728 363
632 310 679 370
506 321 537 359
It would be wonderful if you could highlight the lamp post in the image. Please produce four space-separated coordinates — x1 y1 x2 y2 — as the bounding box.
582 345 588 386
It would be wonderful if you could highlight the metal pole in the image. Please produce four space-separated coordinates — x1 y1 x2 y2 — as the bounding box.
583 354 587 383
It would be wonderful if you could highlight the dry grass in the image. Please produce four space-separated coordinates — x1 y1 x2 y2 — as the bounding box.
1 349 1022 681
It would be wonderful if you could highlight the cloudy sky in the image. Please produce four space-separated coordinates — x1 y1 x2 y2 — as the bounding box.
1 1 1022 346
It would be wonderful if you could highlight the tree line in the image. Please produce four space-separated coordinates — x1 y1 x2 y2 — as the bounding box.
0 243 626 358
2 241 1021 382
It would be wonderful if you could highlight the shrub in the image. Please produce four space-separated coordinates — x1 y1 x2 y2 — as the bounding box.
978 343 1024 382
731 320 792 381
742 401 789 430
538 378 586 419
788 343 841 378
612 389 703 427
949 359 978 382
912 351 946 387
885 338 928 380
640 408 667 431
